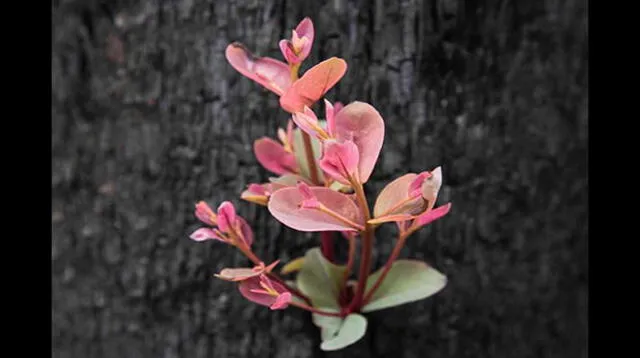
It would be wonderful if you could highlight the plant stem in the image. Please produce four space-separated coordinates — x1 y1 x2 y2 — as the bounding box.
229 229 262 266
301 131 321 185
342 235 356 287
362 233 407 305
289 300 344 317
320 231 335 263
348 182 374 311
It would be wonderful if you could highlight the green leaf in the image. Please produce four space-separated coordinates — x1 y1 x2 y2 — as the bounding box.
296 248 347 309
362 259 447 312
320 313 368 351
293 128 324 183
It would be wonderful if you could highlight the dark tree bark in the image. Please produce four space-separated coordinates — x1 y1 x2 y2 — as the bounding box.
52 0 588 357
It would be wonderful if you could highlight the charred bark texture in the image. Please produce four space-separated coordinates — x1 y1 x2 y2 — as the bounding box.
52 0 588 357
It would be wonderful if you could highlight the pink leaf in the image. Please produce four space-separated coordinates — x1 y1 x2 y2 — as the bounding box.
254 137 297 175
268 186 363 232
334 102 385 184
225 43 292 96
279 57 347 113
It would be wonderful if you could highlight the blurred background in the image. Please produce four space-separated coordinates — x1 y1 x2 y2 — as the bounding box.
52 0 588 357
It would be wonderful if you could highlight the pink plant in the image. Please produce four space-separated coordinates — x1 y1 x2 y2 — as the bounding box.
190 17 452 351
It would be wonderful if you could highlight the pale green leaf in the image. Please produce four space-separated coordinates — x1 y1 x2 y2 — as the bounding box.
362 259 446 312
296 247 347 309
320 313 367 351
312 309 343 341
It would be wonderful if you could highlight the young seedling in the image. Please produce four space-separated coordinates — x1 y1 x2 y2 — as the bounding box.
189 17 452 351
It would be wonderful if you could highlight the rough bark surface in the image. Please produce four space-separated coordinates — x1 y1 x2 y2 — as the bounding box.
52 0 588 357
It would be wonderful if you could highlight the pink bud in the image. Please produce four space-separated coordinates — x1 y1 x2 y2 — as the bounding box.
217 201 237 233
270 292 292 310
408 172 431 198
324 99 337 137
297 182 321 209
279 40 302 65
294 18 314 56
319 139 360 185
195 201 217 226
292 107 327 140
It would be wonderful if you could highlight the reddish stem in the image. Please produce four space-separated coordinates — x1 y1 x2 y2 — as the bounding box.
347 182 374 312
320 231 335 263
301 131 321 185
289 300 344 317
362 234 407 305
342 234 356 287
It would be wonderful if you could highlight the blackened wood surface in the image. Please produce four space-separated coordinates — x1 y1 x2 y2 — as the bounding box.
52 0 588 357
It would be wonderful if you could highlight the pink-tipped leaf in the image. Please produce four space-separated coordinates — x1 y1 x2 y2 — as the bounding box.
225 43 292 96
